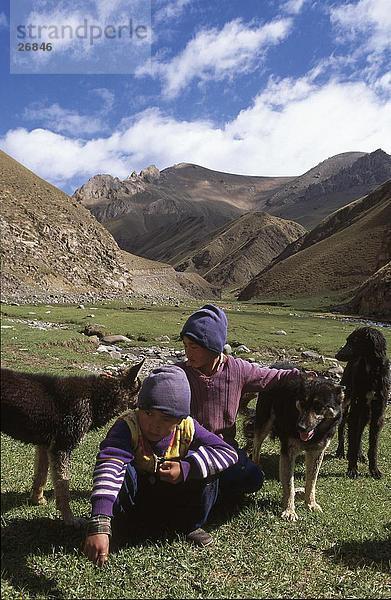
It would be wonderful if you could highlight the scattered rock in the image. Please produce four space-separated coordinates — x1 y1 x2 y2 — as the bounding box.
235 344 251 353
100 334 133 344
86 335 100 346
96 345 109 353
155 335 171 343
82 324 105 338
301 350 321 360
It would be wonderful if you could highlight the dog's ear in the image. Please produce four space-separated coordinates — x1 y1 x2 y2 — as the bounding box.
372 333 387 360
124 358 145 382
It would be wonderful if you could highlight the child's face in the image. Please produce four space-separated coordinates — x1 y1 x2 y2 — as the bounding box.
138 408 181 442
182 335 218 369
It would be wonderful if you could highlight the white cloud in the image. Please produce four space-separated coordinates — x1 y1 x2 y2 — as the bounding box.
92 88 115 112
139 18 292 98
154 0 191 24
0 128 127 185
1 76 390 187
330 0 391 54
23 103 105 136
373 72 391 94
22 90 115 135
281 0 307 15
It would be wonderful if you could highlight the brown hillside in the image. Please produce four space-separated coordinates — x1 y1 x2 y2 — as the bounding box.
74 164 294 263
238 182 391 301
262 149 391 228
268 178 391 267
336 262 391 320
74 150 390 268
0 151 217 302
176 212 306 290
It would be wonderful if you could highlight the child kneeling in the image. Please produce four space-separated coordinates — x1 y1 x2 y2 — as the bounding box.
83 366 238 565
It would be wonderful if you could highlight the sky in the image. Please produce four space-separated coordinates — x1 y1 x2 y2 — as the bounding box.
0 0 390 194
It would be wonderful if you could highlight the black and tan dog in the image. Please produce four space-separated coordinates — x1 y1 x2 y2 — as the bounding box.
252 375 344 521
335 326 390 479
1 361 144 526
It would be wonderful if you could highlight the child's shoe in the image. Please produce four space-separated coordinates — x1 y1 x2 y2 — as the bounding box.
186 528 213 547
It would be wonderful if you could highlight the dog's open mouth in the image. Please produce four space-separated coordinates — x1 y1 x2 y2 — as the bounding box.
299 429 314 442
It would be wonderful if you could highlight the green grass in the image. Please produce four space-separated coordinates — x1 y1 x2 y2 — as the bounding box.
2 299 389 373
1 300 390 599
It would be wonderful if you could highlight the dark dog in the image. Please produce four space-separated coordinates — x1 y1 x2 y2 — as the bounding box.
1 361 144 526
252 375 344 521
335 326 390 479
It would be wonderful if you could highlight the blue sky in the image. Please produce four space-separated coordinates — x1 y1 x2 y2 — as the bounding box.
0 0 390 194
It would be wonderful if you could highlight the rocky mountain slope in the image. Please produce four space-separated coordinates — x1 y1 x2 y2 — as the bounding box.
267 173 391 267
238 181 391 302
261 149 391 228
74 150 391 269
74 163 293 264
175 212 306 290
0 151 218 302
335 261 391 319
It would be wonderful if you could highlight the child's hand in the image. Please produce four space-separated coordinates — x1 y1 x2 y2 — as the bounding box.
83 533 110 567
158 460 183 484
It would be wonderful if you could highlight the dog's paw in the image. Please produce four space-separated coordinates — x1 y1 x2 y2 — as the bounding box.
30 495 47 506
369 467 383 479
281 508 299 521
347 468 359 478
306 501 323 513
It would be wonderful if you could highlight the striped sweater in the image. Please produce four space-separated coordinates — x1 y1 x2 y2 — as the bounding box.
91 415 238 517
178 355 300 445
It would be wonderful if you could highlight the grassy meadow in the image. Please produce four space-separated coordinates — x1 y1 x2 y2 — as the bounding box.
1 299 390 599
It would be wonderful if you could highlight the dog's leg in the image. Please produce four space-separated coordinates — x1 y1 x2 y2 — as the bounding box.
335 412 347 459
368 403 385 479
252 418 273 465
347 403 368 478
30 446 49 505
280 443 299 521
304 441 329 513
49 449 85 527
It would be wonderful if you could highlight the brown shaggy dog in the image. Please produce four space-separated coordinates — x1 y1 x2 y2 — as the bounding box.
252 375 344 521
1 361 144 526
335 326 390 479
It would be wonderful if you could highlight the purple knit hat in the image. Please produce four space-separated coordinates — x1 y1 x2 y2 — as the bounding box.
137 366 190 419
180 304 228 354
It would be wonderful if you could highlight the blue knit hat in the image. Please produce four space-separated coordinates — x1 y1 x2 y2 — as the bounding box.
180 304 228 354
137 366 190 419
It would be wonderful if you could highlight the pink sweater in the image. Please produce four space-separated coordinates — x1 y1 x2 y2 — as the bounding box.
178 356 299 445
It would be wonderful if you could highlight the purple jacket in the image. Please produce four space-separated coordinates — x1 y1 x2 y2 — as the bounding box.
178 355 299 444
90 416 238 517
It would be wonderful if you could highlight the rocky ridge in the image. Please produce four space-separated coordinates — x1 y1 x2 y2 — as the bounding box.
336 261 391 319
0 151 218 303
262 149 391 228
267 178 391 268
73 163 294 263
238 181 391 304
73 150 391 271
176 212 306 290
